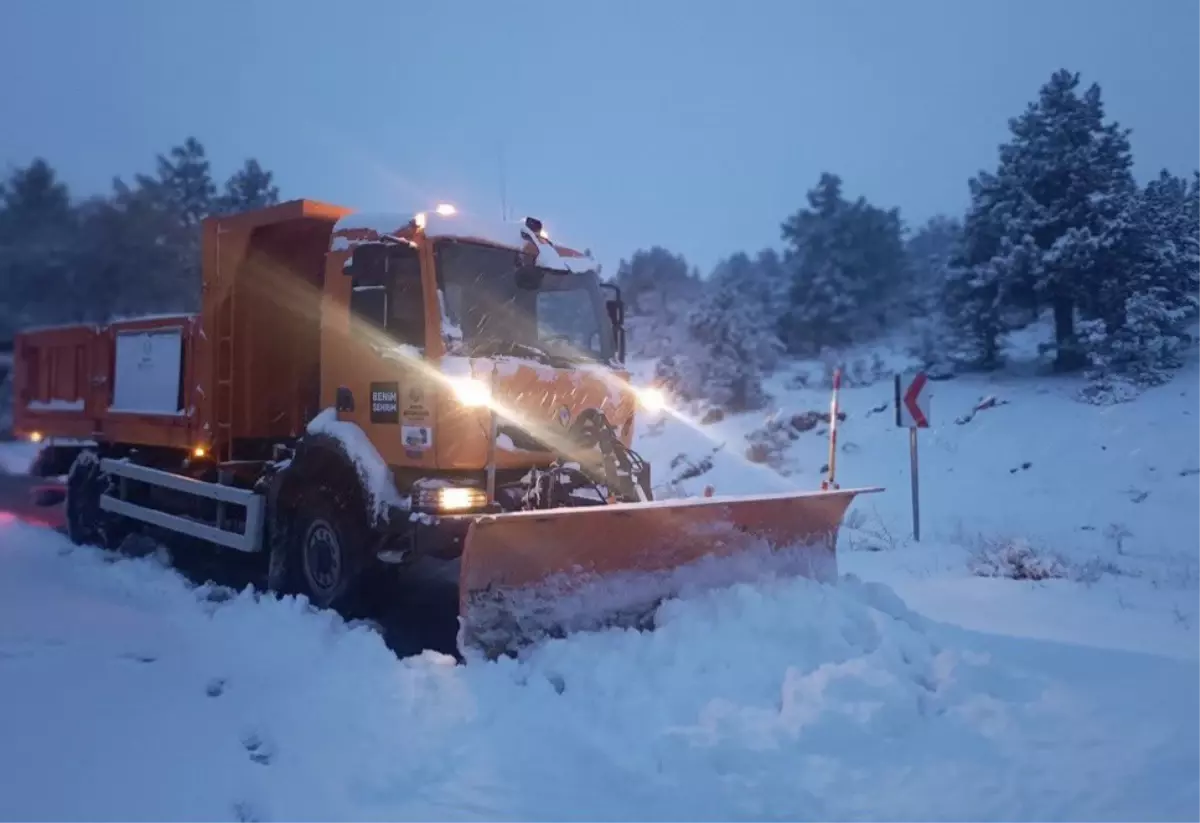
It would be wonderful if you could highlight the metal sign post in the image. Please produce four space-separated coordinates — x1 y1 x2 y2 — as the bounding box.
822 367 842 491
894 370 931 541
908 427 920 541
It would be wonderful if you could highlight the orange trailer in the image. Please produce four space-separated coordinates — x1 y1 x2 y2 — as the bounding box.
13 199 880 657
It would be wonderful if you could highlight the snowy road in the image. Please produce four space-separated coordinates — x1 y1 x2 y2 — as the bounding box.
0 521 1195 822
0 342 1196 820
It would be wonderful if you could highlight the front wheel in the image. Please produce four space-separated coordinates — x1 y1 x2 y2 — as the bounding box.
280 490 370 611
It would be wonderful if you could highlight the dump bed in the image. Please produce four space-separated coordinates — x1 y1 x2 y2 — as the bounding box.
13 199 351 458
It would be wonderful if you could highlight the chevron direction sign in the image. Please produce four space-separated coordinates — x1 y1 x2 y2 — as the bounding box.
894 370 931 429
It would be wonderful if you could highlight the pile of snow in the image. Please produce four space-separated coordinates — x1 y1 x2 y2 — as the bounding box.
0 523 1194 821
0 440 42 475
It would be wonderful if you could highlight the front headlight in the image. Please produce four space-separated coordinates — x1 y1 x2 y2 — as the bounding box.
635 386 667 412
449 377 491 408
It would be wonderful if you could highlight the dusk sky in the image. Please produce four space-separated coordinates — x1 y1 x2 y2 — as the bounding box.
2 0 1196 278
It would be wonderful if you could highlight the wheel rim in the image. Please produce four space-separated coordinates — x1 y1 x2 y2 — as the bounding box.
302 519 342 599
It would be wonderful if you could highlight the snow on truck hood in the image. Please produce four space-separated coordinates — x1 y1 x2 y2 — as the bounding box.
331 211 599 274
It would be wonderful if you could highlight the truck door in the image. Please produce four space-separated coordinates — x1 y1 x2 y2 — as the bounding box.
340 242 435 467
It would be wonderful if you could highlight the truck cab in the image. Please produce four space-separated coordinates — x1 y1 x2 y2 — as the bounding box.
320 208 637 490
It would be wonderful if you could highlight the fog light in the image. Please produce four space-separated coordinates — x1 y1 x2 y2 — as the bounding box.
29 431 43 444
439 487 476 511
417 486 487 512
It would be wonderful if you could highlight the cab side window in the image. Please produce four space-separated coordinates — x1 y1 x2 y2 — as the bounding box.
388 262 425 348
347 243 425 350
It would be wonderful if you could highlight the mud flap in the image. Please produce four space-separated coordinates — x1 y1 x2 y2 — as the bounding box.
456 487 881 656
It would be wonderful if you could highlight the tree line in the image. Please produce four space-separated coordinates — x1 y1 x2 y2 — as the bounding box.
616 69 1199 410
0 138 279 340
2 69 1196 412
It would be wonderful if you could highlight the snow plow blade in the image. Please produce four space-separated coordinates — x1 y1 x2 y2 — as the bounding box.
457 487 881 656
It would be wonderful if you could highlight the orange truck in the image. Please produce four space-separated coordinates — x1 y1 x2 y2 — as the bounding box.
13 199 878 656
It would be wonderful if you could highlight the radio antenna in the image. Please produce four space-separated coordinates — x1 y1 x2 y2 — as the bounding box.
498 138 508 221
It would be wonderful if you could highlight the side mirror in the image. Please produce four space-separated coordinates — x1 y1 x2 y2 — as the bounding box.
600 283 624 323
604 297 624 329
515 264 545 291
599 283 626 362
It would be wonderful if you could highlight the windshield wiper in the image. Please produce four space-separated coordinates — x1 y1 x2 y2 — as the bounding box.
467 339 556 363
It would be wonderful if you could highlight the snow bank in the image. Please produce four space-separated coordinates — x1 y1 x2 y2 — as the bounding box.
460 535 839 654
634 347 1200 656
0 523 1194 821
628 335 1200 671
0 441 43 475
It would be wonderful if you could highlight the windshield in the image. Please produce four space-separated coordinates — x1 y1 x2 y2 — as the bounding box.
434 240 612 363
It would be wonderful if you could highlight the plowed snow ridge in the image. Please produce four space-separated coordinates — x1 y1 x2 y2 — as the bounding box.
0 523 1194 821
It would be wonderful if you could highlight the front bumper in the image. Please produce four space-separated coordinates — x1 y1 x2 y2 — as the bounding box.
377 504 493 562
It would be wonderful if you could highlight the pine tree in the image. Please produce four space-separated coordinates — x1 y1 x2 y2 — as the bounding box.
73 178 195 321
905 215 962 368
614 246 701 324
753 247 789 323
687 267 782 411
216 158 280 214
944 166 1041 370
137 137 216 228
0 159 77 336
907 215 961 314
130 137 218 310
1078 168 1200 389
953 69 1137 372
778 173 908 354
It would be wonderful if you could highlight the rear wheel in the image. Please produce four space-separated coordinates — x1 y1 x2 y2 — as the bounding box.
64 452 129 549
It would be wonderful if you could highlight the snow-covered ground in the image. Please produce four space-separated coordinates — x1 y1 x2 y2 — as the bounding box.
0 439 40 475
0 338 1196 821
634 339 1200 663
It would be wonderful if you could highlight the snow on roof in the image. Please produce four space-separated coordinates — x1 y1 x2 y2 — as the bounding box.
332 212 415 239
15 313 197 337
333 209 598 274
423 212 598 273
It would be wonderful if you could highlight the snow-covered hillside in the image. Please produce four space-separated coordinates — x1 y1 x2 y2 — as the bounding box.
0 342 1196 821
632 338 1200 661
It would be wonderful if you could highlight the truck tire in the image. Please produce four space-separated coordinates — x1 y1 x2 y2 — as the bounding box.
279 483 371 611
65 452 128 550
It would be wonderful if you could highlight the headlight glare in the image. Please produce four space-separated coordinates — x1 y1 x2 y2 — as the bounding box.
450 377 491 408
636 386 667 412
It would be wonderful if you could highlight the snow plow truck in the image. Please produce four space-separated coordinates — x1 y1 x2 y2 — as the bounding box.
12 199 879 656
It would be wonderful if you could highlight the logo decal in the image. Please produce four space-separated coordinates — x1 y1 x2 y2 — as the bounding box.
557 405 572 428
369 381 400 424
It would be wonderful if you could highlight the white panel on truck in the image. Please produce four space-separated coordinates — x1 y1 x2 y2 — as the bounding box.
110 328 183 414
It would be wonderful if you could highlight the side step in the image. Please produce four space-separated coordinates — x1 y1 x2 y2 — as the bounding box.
97 458 265 552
